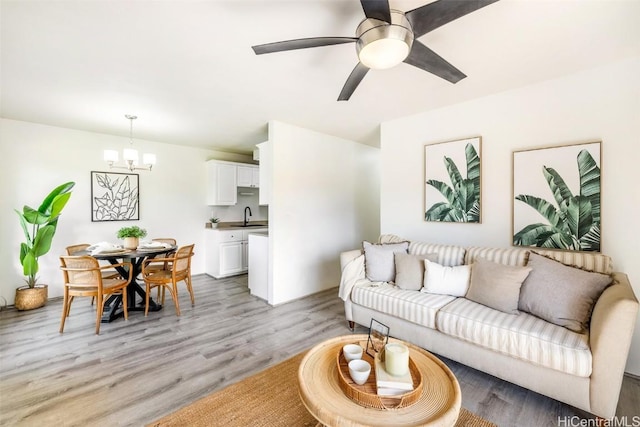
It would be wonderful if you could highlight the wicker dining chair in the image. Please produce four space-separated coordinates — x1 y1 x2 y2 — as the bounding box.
59 255 133 334
65 244 123 305
141 244 195 316
144 238 178 299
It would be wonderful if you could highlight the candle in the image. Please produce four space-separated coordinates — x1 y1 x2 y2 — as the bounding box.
384 343 409 376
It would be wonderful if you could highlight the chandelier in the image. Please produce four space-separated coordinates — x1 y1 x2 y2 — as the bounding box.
104 115 156 171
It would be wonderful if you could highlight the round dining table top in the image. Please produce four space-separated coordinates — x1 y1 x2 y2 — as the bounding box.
74 245 176 259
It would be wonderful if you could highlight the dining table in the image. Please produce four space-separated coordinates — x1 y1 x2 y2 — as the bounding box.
73 245 177 323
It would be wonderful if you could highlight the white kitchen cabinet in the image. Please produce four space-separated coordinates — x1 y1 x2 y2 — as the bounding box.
237 164 259 188
206 160 237 205
219 241 243 276
241 239 249 271
205 228 268 279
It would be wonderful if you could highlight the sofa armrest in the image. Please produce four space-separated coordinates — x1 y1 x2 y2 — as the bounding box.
588 272 639 418
340 249 363 271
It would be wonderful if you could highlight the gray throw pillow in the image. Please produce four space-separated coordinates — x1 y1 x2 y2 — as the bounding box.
519 252 612 332
363 241 409 282
395 252 438 291
466 257 532 314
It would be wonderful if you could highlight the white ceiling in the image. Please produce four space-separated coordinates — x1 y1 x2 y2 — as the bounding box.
2 0 639 154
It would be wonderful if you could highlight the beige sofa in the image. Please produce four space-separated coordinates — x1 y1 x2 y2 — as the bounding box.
338 235 638 419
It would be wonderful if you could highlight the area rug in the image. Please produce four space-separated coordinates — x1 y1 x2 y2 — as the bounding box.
149 352 496 427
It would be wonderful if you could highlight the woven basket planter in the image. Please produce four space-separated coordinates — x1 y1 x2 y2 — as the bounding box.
14 285 48 311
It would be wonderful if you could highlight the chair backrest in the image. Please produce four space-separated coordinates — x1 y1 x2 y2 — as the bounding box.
173 244 194 274
60 255 102 286
65 244 90 256
153 238 177 246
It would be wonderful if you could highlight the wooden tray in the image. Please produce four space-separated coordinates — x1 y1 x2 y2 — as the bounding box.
336 341 423 410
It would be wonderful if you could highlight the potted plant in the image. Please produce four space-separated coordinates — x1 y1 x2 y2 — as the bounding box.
15 181 75 310
209 217 220 229
117 225 147 249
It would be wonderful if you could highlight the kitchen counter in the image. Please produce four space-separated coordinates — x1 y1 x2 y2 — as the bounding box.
213 221 268 230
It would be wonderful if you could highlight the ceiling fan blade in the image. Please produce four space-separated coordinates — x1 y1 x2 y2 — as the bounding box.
252 37 357 55
403 40 466 84
406 0 500 38
338 62 370 101
360 0 391 23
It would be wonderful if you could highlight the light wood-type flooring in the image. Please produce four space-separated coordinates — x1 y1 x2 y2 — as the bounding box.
1 274 638 426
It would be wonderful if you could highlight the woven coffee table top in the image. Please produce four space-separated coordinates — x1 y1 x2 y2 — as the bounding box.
298 335 461 427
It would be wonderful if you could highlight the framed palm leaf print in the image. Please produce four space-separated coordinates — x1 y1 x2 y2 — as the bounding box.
424 136 481 223
512 141 601 252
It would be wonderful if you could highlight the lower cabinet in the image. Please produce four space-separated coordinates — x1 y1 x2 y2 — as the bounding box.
205 228 267 278
219 241 244 276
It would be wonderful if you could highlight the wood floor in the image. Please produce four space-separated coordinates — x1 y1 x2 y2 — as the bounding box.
0 274 638 427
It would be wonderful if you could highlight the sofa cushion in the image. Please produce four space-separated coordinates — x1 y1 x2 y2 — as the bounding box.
534 249 613 274
409 242 466 266
351 282 456 329
363 241 409 282
422 260 471 297
436 298 592 377
519 252 613 333
465 257 532 314
465 246 530 267
395 252 438 291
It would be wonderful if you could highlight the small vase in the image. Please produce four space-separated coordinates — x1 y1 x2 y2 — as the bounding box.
15 285 48 311
123 237 139 250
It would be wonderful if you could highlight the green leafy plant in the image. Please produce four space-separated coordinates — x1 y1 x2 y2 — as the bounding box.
16 182 75 288
209 217 220 223
116 225 147 239
514 149 600 251
425 143 480 222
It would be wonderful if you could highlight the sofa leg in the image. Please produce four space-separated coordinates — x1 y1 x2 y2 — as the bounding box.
348 321 355 331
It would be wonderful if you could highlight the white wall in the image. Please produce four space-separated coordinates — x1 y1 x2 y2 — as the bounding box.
268 121 380 305
0 118 243 305
380 57 640 374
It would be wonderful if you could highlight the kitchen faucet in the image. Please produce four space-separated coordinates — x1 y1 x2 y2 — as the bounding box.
244 206 252 226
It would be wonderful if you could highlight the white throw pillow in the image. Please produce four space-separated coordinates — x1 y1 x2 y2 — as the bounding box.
421 260 471 297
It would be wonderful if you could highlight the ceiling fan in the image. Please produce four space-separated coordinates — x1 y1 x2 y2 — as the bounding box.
252 0 499 101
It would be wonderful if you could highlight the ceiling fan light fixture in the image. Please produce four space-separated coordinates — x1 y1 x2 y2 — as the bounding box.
358 38 410 69
356 10 413 70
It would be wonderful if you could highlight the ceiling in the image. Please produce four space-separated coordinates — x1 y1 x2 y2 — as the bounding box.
2 0 639 155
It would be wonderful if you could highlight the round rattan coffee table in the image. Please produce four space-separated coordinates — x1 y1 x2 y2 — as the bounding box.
298 335 461 427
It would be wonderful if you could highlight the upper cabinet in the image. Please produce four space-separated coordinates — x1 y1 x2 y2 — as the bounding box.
207 160 261 205
237 165 259 188
206 160 238 205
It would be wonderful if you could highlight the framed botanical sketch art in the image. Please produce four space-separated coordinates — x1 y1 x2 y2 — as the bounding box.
91 171 140 222
512 141 601 252
424 136 481 223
